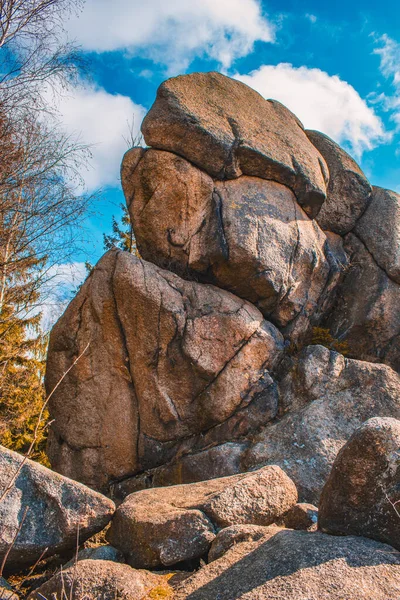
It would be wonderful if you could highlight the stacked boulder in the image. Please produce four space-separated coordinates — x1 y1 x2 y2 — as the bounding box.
45 72 400 502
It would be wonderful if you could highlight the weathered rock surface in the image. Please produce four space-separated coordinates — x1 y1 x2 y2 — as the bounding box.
319 417 400 550
63 545 124 569
0 445 115 572
174 530 400 600
126 149 347 343
208 525 280 563
107 467 297 568
355 186 400 283
243 345 400 502
327 233 400 372
281 502 318 531
46 249 284 491
28 560 169 600
307 130 372 234
141 72 329 218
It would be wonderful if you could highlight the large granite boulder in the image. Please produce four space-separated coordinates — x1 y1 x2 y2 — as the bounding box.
243 345 400 502
0 445 115 572
306 130 372 235
327 233 400 372
141 72 329 218
46 249 284 492
28 560 170 600
107 466 297 569
173 529 400 600
319 417 400 551
355 186 400 283
125 148 347 343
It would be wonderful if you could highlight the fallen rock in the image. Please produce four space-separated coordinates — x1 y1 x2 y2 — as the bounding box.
0 445 115 572
0 578 18 600
282 502 318 531
107 467 297 568
174 530 400 600
319 417 400 550
141 71 329 218
46 249 284 491
355 186 400 283
307 130 372 234
28 560 170 600
63 545 124 569
208 525 280 562
127 150 346 343
243 345 400 502
327 233 400 372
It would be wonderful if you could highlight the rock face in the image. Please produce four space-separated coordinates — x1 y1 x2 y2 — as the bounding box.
319 417 400 550
327 233 400 372
243 345 400 502
355 186 400 282
306 130 372 234
126 149 346 343
174 529 400 600
107 467 297 568
28 560 169 600
141 71 329 217
46 249 283 491
0 445 115 572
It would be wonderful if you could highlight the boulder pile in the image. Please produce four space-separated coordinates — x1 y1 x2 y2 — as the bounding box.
1 71 400 598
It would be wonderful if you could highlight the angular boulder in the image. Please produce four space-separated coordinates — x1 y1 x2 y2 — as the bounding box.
126 148 347 343
327 233 400 372
243 345 400 502
355 186 400 283
28 560 171 600
0 445 115 572
319 417 400 550
307 130 372 235
46 249 284 491
141 72 329 218
174 530 400 600
107 466 297 568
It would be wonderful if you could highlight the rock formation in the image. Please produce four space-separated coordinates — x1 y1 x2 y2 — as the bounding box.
1 68 400 599
45 71 400 510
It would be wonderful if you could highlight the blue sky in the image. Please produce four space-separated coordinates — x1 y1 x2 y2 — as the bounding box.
45 0 400 319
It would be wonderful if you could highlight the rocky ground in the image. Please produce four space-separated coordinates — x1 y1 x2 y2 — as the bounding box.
1 71 400 599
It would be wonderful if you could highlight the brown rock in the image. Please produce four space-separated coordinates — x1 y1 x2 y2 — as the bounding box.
327 233 400 372
46 250 283 491
307 130 372 234
355 186 400 283
0 445 115 573
127 149 346 343
208 525 280 562
0 578 18 600
319 417 400 551
243 345 400 502
141 72 329 217
28 560 170 600
107 467 297 569
173 530 400 600
282 502 318 530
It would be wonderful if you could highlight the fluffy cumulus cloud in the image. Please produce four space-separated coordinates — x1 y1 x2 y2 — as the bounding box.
374 35 400 129
50 84 145 191
236 63 387 157
67 0 274 71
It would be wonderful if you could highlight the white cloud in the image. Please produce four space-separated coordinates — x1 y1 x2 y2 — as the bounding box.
50 84 146 191
39 262 88 331
305 14 317 24
374 35 400 129
67 0 274 71
235 63 388 157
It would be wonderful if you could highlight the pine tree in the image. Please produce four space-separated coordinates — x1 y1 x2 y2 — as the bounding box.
103 203 138 254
